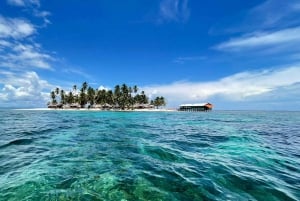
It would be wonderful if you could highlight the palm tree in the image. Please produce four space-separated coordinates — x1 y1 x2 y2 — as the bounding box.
60 89 65 104
140 91 148 104
153 97 160 109
114 85 121 108
79 88 86 107
133 85 138 94
95 89 106 105
73 85 77 104
67 91 74 104
121 84 131 109
82 82 88 92
87 87 95 106
73 85 77 93
106 90 114 105
47 83 156 110
74 94 78 104
134 94 140 104
114 85 121 100
121 84 128 94
78 82 89 108
55 87 60 102
153 96 166 108
159 96 166 107
55 87 59 95
95 90 101 104
50 91 56 104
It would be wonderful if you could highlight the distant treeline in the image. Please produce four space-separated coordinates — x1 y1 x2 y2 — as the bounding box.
49 82 166 109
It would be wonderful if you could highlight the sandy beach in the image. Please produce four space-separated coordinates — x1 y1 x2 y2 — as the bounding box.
14 108 176 112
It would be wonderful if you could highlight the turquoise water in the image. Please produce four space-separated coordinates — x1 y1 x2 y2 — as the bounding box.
0 110 299 201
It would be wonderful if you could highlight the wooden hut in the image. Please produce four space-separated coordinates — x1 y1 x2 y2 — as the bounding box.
133 104 155 109
70 103 81 109
102 103 112 110
47 103 63 109
178 103 213 112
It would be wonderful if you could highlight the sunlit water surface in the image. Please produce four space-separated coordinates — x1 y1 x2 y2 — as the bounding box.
0 110 299 201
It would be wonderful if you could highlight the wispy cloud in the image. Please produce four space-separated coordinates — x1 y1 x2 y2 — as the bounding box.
0 43 53 69
0 16 35 39
158 0 190 23
7 0 27 7
210 0 300 35
248 0 300 28
173 56 206 64
143 66 300 106
7 0 40 7
215 26 300 51
33 10 51 26
0 70 53 107
0 1 57 108
7 0 51 26
62 68 93 80
0 15 53 70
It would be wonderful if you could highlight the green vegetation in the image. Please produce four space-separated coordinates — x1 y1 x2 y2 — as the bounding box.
48 82 166 109
151 96 166 109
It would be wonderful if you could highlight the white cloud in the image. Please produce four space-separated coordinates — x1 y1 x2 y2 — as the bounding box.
210 0 300 36
215 26 300 51
7 0 25 6
0 16 53 70
142 66 300 106
292 3 300 11
98 85 110 91
33 10 51 26
0 71 53 107
0 40 11 47
7 0 50 26
7 0 40 7
249 0 300 28
159 0 190 23
0 0 54 108
34 10 51 22
0 40 12 52
0 42 53 69
0 16 35 39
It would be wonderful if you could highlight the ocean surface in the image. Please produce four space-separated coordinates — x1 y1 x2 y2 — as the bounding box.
0 110 299 201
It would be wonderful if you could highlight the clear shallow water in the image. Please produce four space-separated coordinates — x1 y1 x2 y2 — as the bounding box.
0 110 299 201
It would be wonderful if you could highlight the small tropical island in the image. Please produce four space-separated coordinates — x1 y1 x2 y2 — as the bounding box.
47 82 166 110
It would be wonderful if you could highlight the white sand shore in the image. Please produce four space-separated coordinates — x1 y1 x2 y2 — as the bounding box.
14 108 177 112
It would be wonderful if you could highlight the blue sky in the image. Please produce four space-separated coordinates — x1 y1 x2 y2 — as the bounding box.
0 0 300 110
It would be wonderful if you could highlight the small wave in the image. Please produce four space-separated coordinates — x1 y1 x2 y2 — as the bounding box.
1 110 299 200
9 138 33 145
56 177 78 189
21 128 54 136
143 145 181 162
0 138 33 148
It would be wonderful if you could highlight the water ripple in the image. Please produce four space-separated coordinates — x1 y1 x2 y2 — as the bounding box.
0 110 299 201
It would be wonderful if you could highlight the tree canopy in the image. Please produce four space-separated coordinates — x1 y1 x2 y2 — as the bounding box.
48 82 166 110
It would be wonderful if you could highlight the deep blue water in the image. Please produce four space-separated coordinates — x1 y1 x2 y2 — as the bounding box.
0 110 299 201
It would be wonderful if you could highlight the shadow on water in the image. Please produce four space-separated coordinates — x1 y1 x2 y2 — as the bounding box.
0 138 33 149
